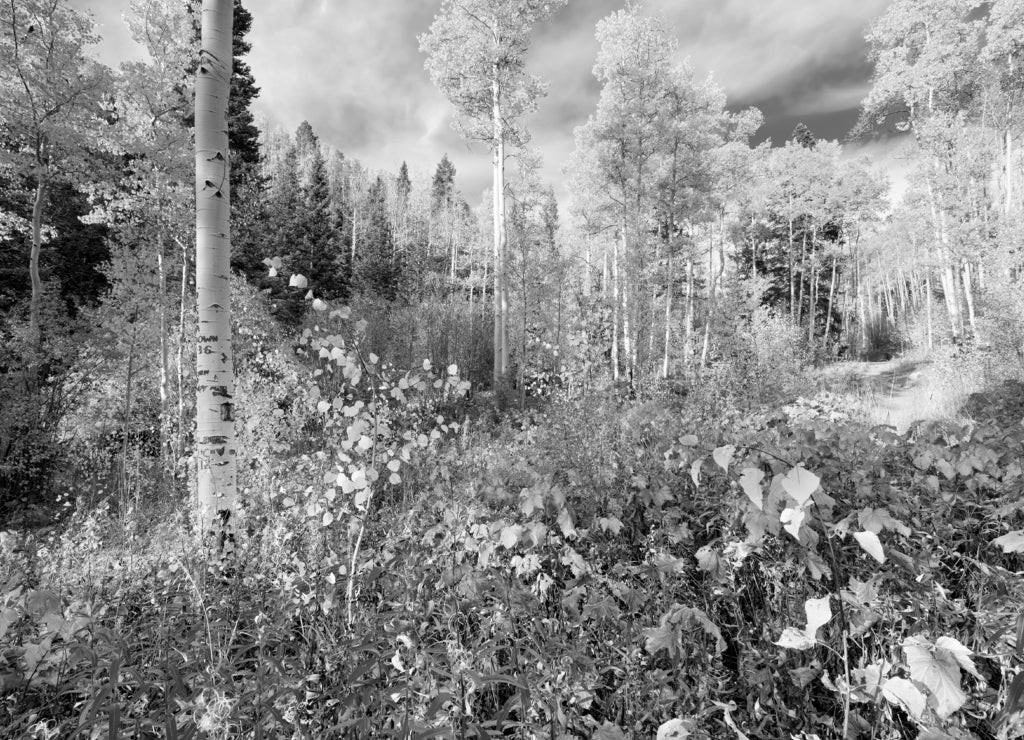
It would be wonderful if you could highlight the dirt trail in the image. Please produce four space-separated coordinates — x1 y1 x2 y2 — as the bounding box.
820 358 932 432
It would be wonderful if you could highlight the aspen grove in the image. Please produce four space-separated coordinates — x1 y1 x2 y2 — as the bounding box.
1 1 1024 738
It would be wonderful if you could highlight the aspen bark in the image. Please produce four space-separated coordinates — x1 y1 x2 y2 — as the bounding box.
823 254 837 349
194 0 238 548
663 230 672 379
611 231 620 381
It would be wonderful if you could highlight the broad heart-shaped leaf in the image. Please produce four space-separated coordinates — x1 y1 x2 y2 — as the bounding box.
712 445 736 472
775 626 816 650
656 718 694 739
993 530 1024 553
499 525 522 549
781 506 806 540
805 596 832 635
903 636 969 719
739 467 764 510
854 531 886 564
934 637 981 679
782 466 820 505
882 677 927 720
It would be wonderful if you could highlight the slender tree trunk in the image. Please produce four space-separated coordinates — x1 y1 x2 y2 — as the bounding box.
941 262 962 339
823 255 837 349
797 229 807 326
925 271 934 350
601 247 608 299
611 231 620 381
788 202 795 322
663 229 673 379
157 225 170 478
490 65 510 384
620 215 632 384
1007 127 1013 216
962 258 979 340
583 241 592 298
121 324 137 502
807 247 817 345
29 171 47 364
177 239 188 466
684 257 694 368
194 0 238 548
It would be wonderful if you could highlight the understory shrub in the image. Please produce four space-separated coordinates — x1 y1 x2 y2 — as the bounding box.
3 315 1024 738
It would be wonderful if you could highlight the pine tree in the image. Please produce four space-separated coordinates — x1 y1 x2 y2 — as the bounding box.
297 146 345 300
791 122 817 149
397 161 412 203
431 154 457 212
356 176 402 300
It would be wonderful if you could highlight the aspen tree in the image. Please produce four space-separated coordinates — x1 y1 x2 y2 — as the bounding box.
194 0 238 548
420 0 566 387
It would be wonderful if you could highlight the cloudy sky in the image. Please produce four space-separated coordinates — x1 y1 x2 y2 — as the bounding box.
85 0 899 205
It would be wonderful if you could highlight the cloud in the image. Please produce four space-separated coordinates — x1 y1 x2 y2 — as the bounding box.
86 0 898 206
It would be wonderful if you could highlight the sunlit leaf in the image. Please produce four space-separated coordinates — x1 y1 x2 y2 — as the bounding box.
805 596 832 634
500 525 522 549
904 635 969 719
712 445 735 472
854 531 885 564
882 677 927 720
993 530 1024 553
775 627 816 650
781 506 805 540
656 718 694 740
739 467 764 510
782 466 820 505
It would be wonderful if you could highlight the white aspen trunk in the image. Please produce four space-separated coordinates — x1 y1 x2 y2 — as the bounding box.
941 263 963 339
925 271 934 350
194 0 238 548
663 231 672 379
1007 128 1013 216
700 224 720 370
962 258 979 340
823 255 837 350
684 257 694 368
620 220 632 384
351 205 360 265
121 324 137 501
583 241 592 298
177 239 188 465
601 247 608 299
491 63 510 384
856 254 867 350
611 232 620 381
788 200 795 322
158 229 170 475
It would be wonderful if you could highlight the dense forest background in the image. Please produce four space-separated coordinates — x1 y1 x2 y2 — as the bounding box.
2 0 1024 738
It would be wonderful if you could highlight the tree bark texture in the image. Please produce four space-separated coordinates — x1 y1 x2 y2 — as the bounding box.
194 0 238 549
